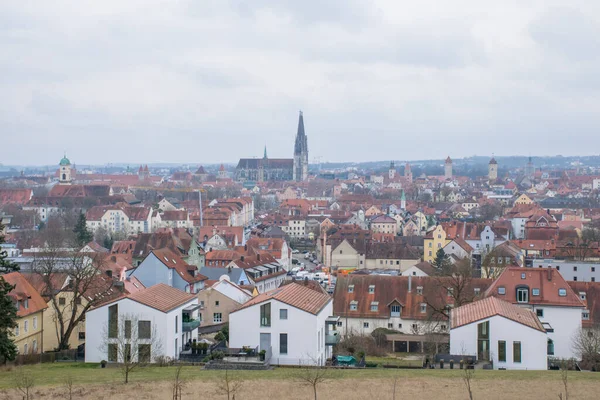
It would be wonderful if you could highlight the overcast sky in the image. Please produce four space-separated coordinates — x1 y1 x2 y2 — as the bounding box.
2 1 600 166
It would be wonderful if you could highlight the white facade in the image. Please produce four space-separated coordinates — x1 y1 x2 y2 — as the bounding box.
229 299 334 366
87 207 153 235
85 296 199 363
336 315 428 336
528 305 581 359
450 315 548 370
402 266 431 277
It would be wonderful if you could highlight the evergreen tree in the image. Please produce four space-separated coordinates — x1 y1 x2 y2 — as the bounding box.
0 222 19 363
73 213 93 247
432 248 452 275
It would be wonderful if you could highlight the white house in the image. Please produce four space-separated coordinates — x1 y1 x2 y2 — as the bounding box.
229 282 337 366
484 267 585 359
401 261 436 277
85 284 200 363
450 296 548 370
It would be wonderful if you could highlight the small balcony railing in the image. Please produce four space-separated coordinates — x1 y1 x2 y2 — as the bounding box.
182 320 201 332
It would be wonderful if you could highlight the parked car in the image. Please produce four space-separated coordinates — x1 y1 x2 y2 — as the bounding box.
292 249 300 254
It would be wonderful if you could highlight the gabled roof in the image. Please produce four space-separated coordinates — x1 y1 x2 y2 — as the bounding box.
2 272 48 317
484 267 584 308
126 284 196 313
148 249 207 284
451 296 545 332
233 282 331 316
199 267 248 283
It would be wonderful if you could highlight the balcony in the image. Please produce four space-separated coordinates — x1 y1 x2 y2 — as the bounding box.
325 332 341 346
182 320 201 332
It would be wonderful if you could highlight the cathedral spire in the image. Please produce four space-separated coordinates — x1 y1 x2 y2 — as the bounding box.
294 110 307 155
293 110 309 181
263 145 268 159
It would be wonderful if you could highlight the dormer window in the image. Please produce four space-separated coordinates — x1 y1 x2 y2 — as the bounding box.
583 310 590 320
348 285 354 293
350 301 358 311
580 292 586 301
420 303 427 313
417 286 423 295
517 287 529 303
474 288 480 295
370 302 379 312
368 285 375 294
447 287 454 297
558 288 567 297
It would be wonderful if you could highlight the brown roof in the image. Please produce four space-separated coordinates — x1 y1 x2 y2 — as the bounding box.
150 249 207 284
567 281 600 328
0 188 33 205
484 267 584 308
451 296 545 332
234 282 331 315
2 272 48 317
127 283 196 312
162 210 189 221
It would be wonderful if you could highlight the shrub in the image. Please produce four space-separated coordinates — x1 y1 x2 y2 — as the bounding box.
155 356 174 367
211 351 224 360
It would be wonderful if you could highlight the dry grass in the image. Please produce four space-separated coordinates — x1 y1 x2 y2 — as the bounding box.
1 368 600 400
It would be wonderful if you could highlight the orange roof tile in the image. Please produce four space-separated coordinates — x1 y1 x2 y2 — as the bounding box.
2 272 48 317
233 282 331 315
127 283 196 312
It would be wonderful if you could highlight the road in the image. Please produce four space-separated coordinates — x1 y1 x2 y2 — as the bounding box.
291 253 318 272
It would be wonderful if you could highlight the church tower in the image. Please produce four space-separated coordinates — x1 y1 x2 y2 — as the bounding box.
405 162 413 183
293 111 309 182
526 156 534 180
388 161 396 179
59 153 72 185
444 156 453 179
489 157 498 181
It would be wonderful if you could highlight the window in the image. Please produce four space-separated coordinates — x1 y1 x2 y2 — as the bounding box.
580 292 587 301
521 273 526 279
108 343 118 362
363 322 369 328
558 288 567 297
420 303 427 313
368 285 375 294
536 309 544 317
14 324 19 336
516 288 528 303
498 341 506 362
412 324 418 331
593 277 596 282
447 287 454 297
213 313 222 323
23 343 28 355
124 320 132 339
24 299 28 309
440 324 447 331
33 317 37 330
260 303 271 327
138 321 151 339
417 286 423 295
337 321 343 327
513 341 521 363
388 323 393 329
370 302 378 312
79 332 85 340
215 301 220 307
348 285 354 293
24 320 28 333
583 310 590 320
556 266 560 271
474 288 480 295
59 297 66 306
547 339 554 355
532 288 540 296
398 324 403 329
280 333 288 354
350 301 358 311
33 339 37 353
138 344 151 363
108 304 118 338
574 266 578 271
592 267 596 272
280 309 288 320
391 304 401 317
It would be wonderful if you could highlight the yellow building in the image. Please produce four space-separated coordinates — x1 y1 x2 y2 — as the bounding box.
4 272 47 356
424 225 449 262
514 193 533 206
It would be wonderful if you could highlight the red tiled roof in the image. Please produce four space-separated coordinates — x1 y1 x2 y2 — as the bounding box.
485 267 584 308
161 210 189 221
0 188 33 205
127 283 196 312
233 282 331 315
451 296 545 332
150 249 207 284
2 272 48 317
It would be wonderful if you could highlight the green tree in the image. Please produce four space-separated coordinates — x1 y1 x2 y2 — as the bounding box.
0 222 19 363
432 248 452 275
73 213 93 247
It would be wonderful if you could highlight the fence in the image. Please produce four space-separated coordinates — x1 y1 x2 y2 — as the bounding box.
9 349 80 366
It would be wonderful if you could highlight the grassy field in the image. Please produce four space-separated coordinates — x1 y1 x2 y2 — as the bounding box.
1 363 600 399
365 355 422 368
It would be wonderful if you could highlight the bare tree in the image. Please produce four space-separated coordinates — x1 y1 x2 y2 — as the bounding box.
480 249 506 280
297 357 331 400
100 313 163 383
63 374 74 400
462 362 474 400
14 367 35 400
558 360 569 400
32 248 113 350
426 257 476 319
172 365 185 400
572 324 600 370
391 375 399 400
216 367 243 400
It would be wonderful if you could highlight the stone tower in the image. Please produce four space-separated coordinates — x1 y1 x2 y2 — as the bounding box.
59 153 72 185
293 111 309 182
389 161 396 179
526 156 534 180
444 156 453 179
405 162 413 183
489 157 498 181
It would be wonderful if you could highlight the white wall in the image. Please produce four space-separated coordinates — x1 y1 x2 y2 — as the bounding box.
229 299 333 366
532 305 581 359
450 315 547 370
85 298 197 363
337 316 427 336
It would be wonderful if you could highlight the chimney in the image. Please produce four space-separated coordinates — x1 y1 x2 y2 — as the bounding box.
257 254 261 261
547 268 552 281
408 275 412 293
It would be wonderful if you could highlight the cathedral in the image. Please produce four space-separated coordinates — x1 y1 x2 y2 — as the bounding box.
235 112 309 183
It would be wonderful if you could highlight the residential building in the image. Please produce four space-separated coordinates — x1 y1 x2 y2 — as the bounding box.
199 267 251 287
227 253 286 293
86 203 153 235
370 214 397 235
424 225 449 262
4 272 47 356
229 282 335 365
529 260 600 283
197 276 252 329
85 284 200 362
450 297 548 370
